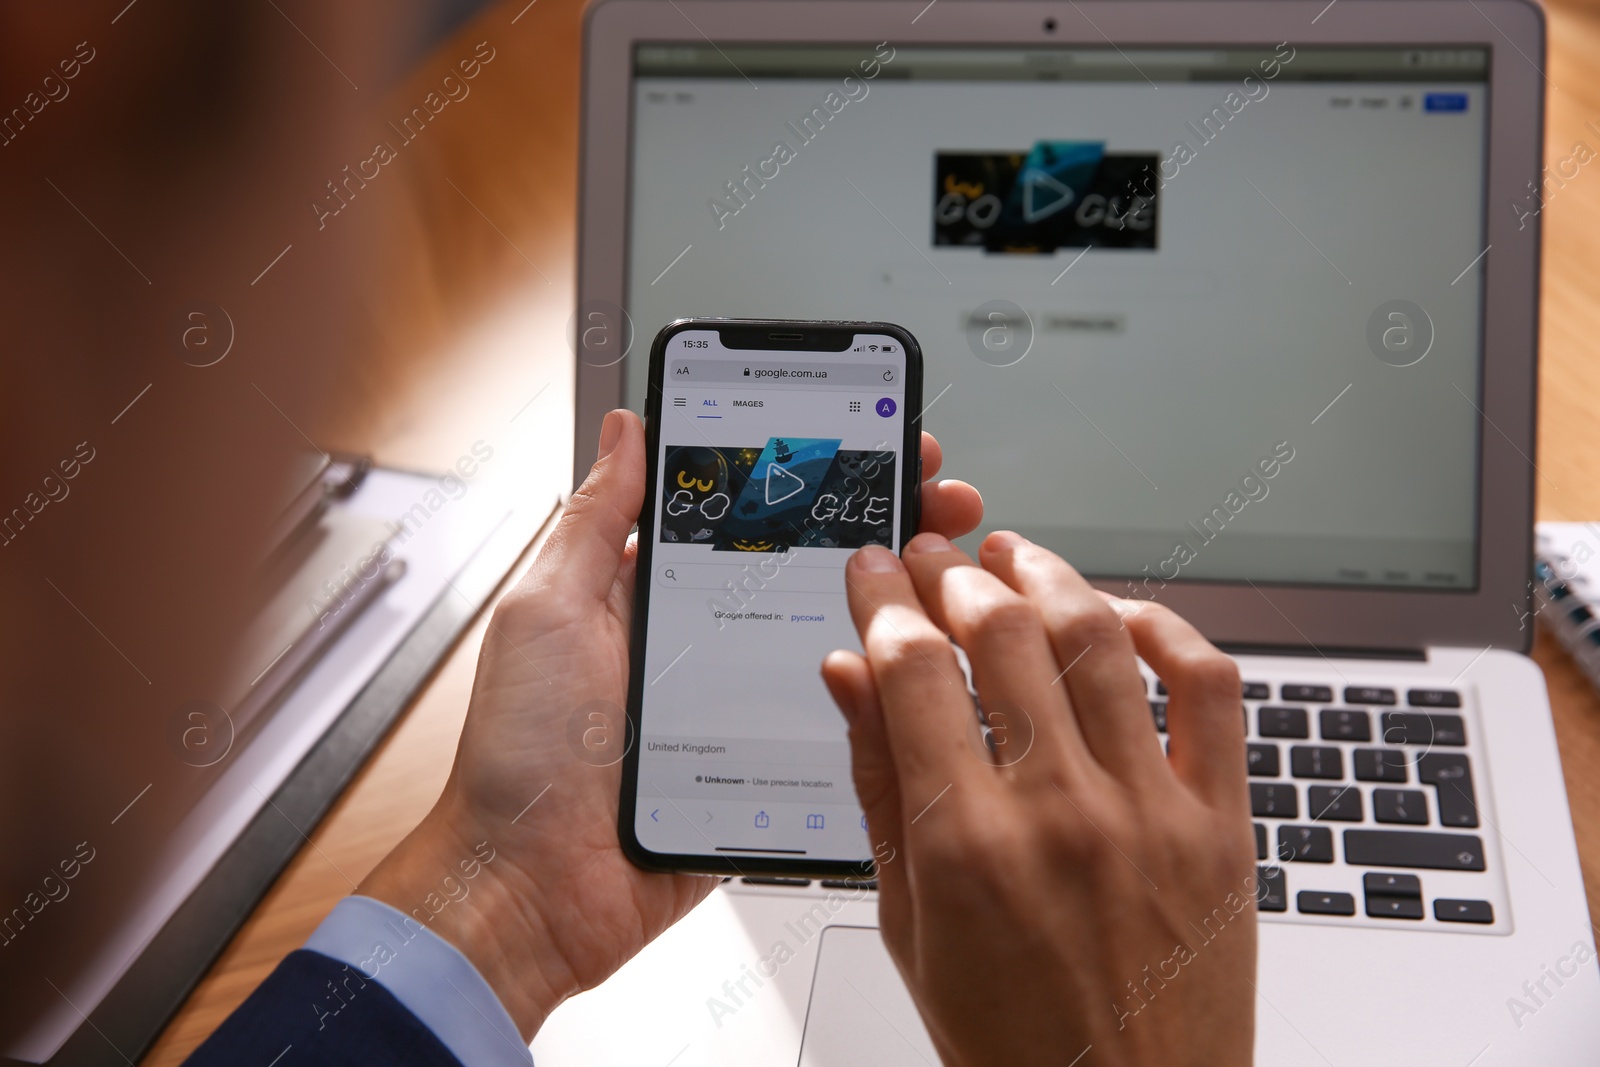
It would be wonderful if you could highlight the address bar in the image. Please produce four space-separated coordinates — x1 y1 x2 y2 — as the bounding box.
667 360 899 387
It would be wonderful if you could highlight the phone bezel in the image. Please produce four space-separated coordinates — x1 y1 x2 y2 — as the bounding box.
619 317 924 877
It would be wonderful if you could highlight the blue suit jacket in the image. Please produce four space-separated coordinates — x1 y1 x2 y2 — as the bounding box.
186 948 465 1066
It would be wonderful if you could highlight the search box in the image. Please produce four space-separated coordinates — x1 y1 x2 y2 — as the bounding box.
656 560 845 595
667 360 898 387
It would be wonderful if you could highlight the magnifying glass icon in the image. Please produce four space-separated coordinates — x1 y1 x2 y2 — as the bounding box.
664 569 677 581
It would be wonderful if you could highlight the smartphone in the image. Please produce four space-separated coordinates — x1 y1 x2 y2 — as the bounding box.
619 318 924 877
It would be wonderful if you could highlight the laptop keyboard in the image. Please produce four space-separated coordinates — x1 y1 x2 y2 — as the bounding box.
1154 672 1507 934
734 672 1506 935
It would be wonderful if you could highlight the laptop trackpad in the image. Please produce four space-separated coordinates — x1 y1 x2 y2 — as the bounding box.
798 925 938 1066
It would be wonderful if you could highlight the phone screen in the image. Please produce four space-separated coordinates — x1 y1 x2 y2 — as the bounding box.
626 323 917 871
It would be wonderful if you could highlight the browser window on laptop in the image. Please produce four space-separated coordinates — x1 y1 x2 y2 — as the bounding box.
622 44 1489 591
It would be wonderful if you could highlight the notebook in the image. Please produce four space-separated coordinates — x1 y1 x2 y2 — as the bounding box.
1535 521 1600 693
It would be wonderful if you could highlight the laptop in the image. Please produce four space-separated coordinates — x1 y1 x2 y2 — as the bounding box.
541 1 1600 1063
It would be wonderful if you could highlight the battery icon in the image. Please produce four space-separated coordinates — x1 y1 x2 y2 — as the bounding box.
882 344 896 352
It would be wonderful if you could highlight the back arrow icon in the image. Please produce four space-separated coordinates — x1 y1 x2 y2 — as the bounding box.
650 809 660 822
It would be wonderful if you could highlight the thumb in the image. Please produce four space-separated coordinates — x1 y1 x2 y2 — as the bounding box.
531 409 646 603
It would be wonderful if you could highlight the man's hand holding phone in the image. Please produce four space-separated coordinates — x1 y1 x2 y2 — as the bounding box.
823 533 1258 1067
358 401 1257 1063
359 410 983 1039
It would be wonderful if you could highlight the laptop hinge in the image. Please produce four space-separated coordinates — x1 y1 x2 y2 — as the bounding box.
1217 642 1427 662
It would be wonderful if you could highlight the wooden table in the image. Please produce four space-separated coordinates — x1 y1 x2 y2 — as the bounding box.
142 0 1600 1060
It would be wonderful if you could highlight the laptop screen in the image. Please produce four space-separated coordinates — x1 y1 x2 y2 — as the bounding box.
623 44 1490 591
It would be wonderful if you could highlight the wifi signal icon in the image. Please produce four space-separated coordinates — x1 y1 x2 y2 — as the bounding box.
868 344 879 352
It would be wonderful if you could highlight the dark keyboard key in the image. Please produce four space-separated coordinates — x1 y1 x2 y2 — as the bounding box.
1343 830 1486 871
1320 709 1372 742
1308 785 1363 821
1363 871 1425 918
1354 747 1409 783
1150 700 1168 733
1363 872 1421 897
1297 890 1356 916
1418 752 1479 829
1250 782 1298 818
820 879 879 890
1282 684 1333 703
1290 745 1344 780
1259 706 1309 739
1277 825 1334 863
1344 686 1396 705
1243 682 1270 700
1247 743 1280 777
1373 788 1429 825
1407 688 1462 708
1381 712 1467 747
1366 893 1425 919
1255 865 1287 911
1434 898 1494 924
1255 823 1267 860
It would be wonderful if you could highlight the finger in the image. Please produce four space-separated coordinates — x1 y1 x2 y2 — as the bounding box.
843 545 987 802
524 409 643 604
822 650 909 911
1110 597 1247 805
918 478 983 540
920 431 943 480
898 533 1093 781
977 532 1164 779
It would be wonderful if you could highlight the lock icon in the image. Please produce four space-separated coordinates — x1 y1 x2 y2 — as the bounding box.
743 367 751 376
